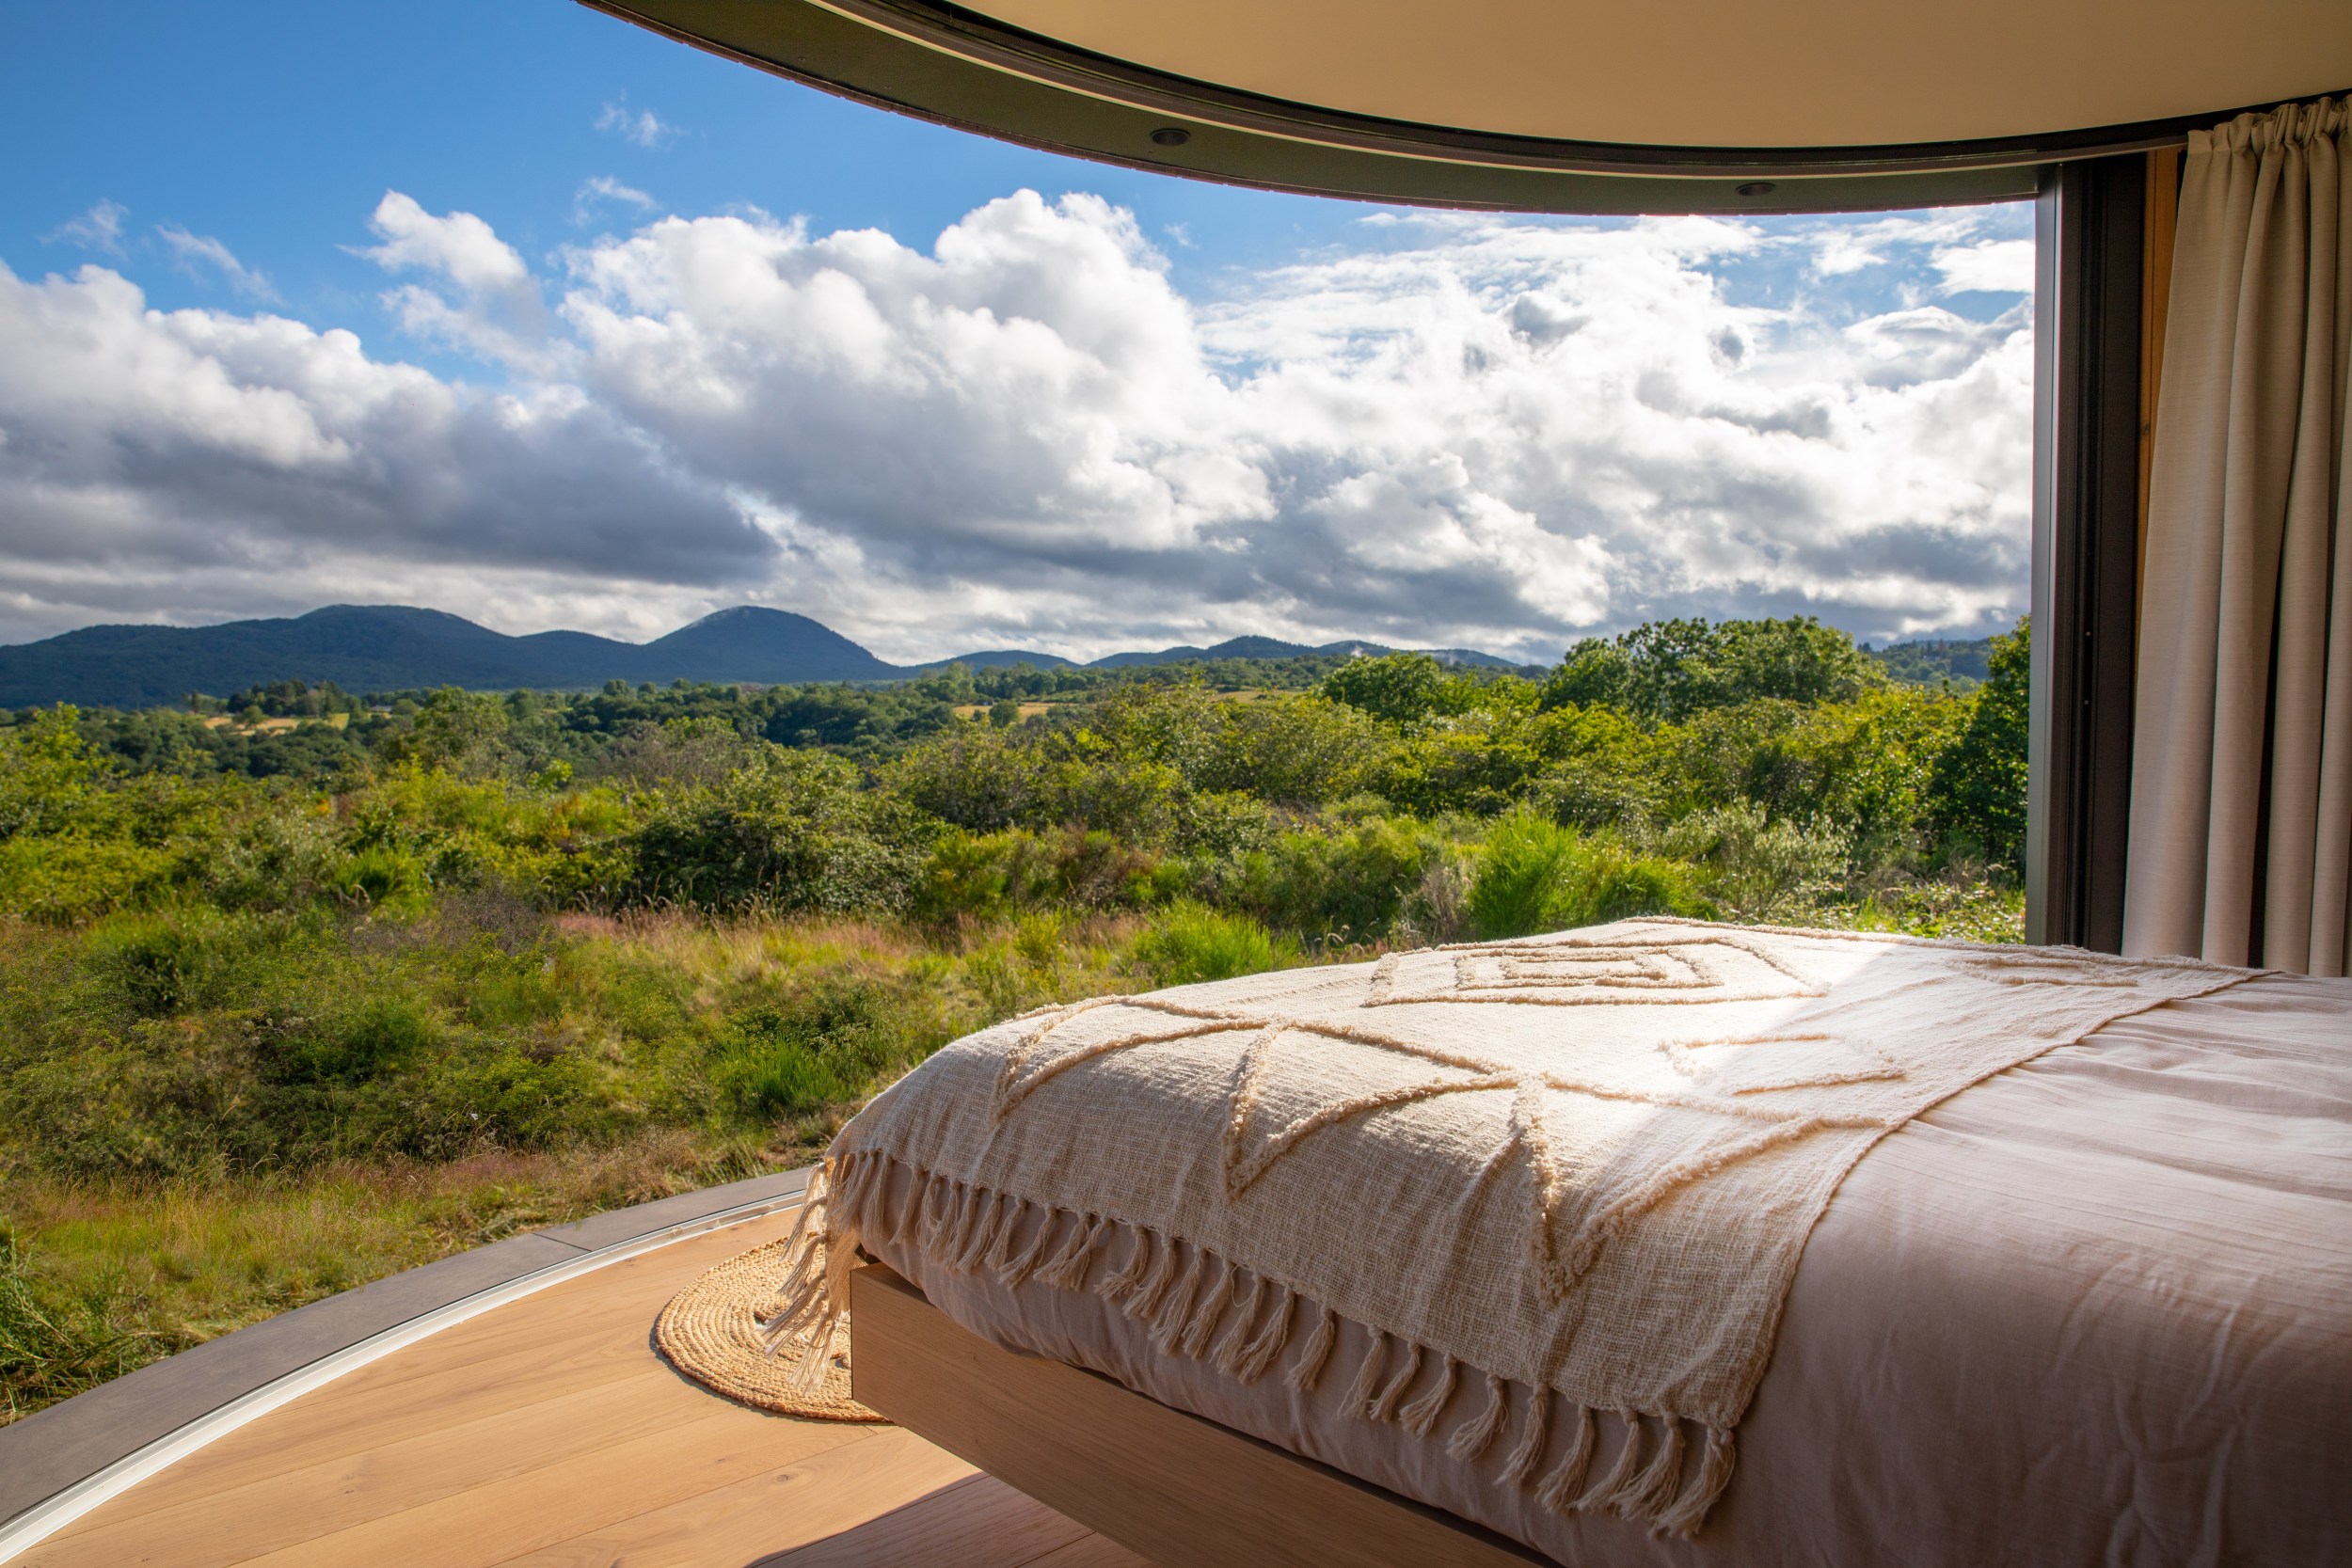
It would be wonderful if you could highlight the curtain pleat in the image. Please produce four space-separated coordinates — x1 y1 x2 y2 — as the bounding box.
2124 100 2352 974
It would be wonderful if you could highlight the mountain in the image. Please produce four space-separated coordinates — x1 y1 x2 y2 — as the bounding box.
1865 637 1994 686
1085 635 1523 671
0 605 899 708
636 608 898 683
0 607 611 710
0 604 1525 708
920 649 1075 672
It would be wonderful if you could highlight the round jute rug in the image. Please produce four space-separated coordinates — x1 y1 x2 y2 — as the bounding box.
652 1236 886 1422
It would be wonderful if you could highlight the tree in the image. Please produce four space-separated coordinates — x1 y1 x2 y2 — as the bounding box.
1321 652 1451 724
1540 616 1882 721
1927 619 2029 874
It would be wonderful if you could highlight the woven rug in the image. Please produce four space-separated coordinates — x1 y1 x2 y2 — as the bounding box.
654 1236 885 1421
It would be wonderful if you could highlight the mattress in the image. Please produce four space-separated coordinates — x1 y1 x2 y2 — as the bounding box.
863 972 2352 1566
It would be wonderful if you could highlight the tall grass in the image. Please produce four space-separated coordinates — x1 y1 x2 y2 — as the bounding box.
1467 814 1713 939
1133 903 1298 986
0 1134 757 1421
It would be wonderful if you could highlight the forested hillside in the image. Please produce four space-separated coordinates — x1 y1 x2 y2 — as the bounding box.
0 614 2026 1422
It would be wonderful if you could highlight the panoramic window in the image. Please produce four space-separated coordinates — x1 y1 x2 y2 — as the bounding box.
1 0 2027 1435
8 2 2347 1564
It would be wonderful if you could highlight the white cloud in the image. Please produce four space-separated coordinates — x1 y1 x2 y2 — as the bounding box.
1934 238 2037 295
596 98 680 149
355 191 547 366
157 226 278 301
358 191 530 295
574 176 657 226
0 194 2035 658
0 258 767 644
43 199 129 257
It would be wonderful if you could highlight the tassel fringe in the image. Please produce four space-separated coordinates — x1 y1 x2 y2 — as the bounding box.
1447 1372 1510 1463
1613 1418 1686 1521
1210 1275 1267 1373
1343 1329 1391 1418
1179 1258 1237 1359
1398 1354 1457 1437
1033 1215 1109 1290
1576 1410 1645 1512
1098 1226 1156 1301
1145 1248 1208 1352
1231 1285 1295 1383
1371 1341 1422 1423
1534 1402 1597 1513
1498 1386 1550 1487
1656 1424 1737 1539
772 1149 1741 1535
1286 1305 1338 1393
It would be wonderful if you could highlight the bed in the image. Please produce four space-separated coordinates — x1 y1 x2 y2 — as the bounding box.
771 919 2352 1566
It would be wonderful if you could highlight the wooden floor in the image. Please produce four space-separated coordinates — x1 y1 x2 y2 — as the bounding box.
16 1211 1150 1568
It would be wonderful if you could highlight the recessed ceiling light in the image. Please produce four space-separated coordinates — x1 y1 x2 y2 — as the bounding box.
1736 181 1777 198
1151 126 1192 148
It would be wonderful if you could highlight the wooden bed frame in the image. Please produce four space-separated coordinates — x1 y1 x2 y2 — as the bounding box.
850 1263 1548 1568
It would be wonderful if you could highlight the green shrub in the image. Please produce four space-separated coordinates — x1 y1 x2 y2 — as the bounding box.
629 750 930 914
1659 801 1850 922
910 826 1160 924
1542 617 1884 722
1135 903 1295 986
1467 813 1711 939
711 980 907 1124
1321 653 1456 725
1 1229 177 1423
1222 820 1438 944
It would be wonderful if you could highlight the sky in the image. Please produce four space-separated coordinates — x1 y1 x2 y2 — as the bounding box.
0 0 2037 665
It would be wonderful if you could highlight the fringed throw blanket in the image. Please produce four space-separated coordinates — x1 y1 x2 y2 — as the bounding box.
767 919 2255 1536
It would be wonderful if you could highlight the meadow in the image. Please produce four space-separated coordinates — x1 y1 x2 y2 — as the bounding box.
0 616 2025 1421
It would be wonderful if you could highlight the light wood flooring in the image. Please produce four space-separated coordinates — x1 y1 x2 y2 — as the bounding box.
16 1210 1150 1568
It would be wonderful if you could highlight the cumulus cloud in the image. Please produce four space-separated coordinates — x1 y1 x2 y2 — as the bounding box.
157 226 278 301
355 191 547 365
596 97 679 149
0 258 771 641
43 199 128 257
0 191 2034 659
1935 238 2037 295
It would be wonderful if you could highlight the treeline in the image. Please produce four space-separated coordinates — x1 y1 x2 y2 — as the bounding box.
0 615 2026 936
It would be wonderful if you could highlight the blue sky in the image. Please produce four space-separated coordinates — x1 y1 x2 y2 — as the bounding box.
0 0 2036 662
3 0 1385 361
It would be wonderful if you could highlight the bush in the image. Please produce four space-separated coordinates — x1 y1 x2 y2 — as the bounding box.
1135 904 1295 986
711 980 906 1125
1220 819 1438 944
1 1228 177 1423
1321 653 1457 725
1657 801 1849 921
629 749 930 914
911 826 1161 924
1467 813 1711 939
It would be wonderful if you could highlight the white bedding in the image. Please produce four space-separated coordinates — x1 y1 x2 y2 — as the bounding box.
864 970 2352 1565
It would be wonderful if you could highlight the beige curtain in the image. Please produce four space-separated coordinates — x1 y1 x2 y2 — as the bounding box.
2125 99 2352 974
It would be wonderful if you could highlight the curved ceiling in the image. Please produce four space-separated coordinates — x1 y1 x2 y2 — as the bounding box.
969 1 2350 150
582 0 2352 212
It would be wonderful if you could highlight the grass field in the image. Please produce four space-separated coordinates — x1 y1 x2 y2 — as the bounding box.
0 904 1327 1423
